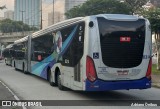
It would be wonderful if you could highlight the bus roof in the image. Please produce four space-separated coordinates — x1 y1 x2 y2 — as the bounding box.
6 44 14 49
32 17 84 39
14 36 28 44
94 14 143 21
13 17 84 44
13 14 145 44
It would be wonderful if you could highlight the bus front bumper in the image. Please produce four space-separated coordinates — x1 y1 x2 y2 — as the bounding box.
85 77 151 91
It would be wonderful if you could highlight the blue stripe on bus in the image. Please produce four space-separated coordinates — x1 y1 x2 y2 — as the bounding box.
61 25 78 53
32 63 49 76
85 78 151 91
31 25 78 79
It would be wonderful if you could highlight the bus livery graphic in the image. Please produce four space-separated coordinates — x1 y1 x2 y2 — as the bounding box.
31 25 78 79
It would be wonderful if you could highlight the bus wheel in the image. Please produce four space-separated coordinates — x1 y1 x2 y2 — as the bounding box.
48 68 56 86
22 63 29 74
22 63 25 73
14 61 16 68
14 62 18 70
57 71 65 90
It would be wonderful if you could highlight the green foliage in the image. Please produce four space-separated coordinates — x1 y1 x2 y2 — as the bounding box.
152 64 160 74
0 5 6 10
124 0 148 14
0 19 38 33
65 0 149 18
143 8 160 34
65 0 131 18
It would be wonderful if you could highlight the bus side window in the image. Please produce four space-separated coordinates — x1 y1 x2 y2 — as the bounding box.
60 25 76 65
60 22 85 67
31 33 53 62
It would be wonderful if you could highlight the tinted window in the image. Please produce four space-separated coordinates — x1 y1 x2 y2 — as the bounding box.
98 17 145 68
14 43 26 60
61 22 85 67
31 34 53 61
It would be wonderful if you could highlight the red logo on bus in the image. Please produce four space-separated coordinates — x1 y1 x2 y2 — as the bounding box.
120 37 131 42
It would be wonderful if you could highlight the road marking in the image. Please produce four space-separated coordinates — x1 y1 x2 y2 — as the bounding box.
0 80 27 109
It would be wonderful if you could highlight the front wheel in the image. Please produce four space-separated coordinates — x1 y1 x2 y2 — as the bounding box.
57 71 65 90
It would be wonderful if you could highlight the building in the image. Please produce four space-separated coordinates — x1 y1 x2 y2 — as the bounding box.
65 0 87 12
48 11 64 26
48 0 87 26
4 10 14 20
14 0 42 29
150 0 160 7
48 12 54 26
0 17 5 21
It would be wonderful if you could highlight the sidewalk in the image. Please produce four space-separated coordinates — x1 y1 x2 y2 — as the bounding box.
0 81 23 109
152 74 160 88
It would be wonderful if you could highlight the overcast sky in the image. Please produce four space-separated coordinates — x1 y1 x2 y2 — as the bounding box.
0 0 55 17
0 0 58 28
0 0 14 17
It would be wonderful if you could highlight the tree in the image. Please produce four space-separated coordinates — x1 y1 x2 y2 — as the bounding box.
65 0 149 19
143 8 160 69
123 0 148 14
0 5 6 10
0 19 38 33
65 0 131 18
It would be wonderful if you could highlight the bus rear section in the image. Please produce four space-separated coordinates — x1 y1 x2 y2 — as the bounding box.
2 44 14 66
85 14 151 91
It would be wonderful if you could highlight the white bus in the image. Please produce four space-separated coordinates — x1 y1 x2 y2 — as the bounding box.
13 36 28 71
13 14 152 91
3 44 14 66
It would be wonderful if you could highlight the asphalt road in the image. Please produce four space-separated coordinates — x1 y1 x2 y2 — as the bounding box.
0 60 160 109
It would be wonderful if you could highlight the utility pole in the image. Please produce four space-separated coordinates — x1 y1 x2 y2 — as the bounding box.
20 10 25 35
20 10 25 23
53 0 54 24
40 0 42 29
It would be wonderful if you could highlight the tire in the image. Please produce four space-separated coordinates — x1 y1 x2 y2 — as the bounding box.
57 71 65 90
48 69 57 86
22 63 27 74
22 63 25 73
14 62 18 70
14 61 16 67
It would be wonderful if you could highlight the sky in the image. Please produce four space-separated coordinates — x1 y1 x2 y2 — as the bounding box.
0 0 14 17
0 0 59 17
0 0 65 28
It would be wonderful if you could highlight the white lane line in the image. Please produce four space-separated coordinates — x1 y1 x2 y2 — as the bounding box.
0 80 27 109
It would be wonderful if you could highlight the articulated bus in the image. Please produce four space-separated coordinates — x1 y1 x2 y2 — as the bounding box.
3 44 14 66
13 14 152 91
13 36 28 71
